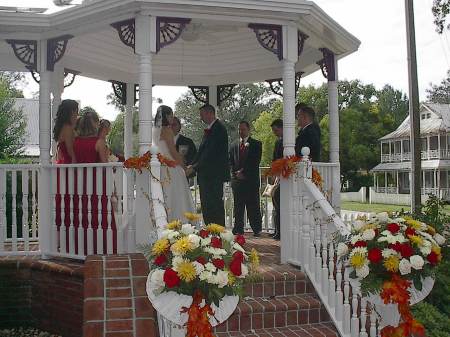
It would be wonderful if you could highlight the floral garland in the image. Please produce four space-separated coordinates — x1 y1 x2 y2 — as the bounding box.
266 155 323 189
147 214 259 336
336 213 445 336
123 151 177 172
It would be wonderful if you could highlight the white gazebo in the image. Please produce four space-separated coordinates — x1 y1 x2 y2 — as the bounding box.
1 2 380 336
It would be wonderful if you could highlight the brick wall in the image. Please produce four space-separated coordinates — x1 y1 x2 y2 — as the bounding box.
83 254 158 337
0 258 84 337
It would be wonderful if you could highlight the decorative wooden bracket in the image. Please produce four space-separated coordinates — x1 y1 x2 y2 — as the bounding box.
47 34 73 71
266 72 304 97
217 84 236 106
298 31 309 56
6 39 37 71
317 48 336 81
63 68 80 88
156 17 191 53
110 80 127 105
189 86 209 104
111 18 135 50
248 23 283 60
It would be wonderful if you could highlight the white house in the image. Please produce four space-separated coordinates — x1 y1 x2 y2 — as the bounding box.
371 103 450 205
14 98 40 158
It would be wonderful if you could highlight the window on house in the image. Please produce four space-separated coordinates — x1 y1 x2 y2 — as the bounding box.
427 113 431 118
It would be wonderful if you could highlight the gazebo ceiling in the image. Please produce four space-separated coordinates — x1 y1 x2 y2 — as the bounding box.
0 0 360 86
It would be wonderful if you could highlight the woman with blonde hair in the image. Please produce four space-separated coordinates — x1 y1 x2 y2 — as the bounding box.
74 111 108 163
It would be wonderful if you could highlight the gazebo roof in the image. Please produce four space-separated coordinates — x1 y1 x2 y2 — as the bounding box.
0 0 360 86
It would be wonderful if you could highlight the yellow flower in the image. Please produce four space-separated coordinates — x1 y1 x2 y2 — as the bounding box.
427 225 436 235
167 220 181 230
431 245 441 255
384 255 400 272
184 212 201 222
409 235 424 247
206 224 225 234
152 239 169 255
177 261 197 282
350 252 367 269
360 223 378 233
227 271 236 285
250 248 260 267
405 219 424 230
171 236 193 255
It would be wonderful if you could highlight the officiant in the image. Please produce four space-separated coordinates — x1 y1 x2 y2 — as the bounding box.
172 116 197 166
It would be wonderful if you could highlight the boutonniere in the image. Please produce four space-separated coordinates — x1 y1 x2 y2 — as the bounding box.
244 142 250 148
203 128 211 136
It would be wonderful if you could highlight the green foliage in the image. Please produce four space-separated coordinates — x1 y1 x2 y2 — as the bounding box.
252 109 282 166
432 0 450 33
108 110 139 157
412 302 450 337
0 71 25 98
79 105 97 116
0 77 27 159
426 69 450 104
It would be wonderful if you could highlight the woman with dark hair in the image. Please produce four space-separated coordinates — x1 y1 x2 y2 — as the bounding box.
153 105 194 221
53 99 79 163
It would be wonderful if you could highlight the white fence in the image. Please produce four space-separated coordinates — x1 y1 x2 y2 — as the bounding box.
341 187 366 203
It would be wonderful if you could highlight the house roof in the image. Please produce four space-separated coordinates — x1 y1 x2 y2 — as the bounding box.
380 103 450 141
14 98 40 157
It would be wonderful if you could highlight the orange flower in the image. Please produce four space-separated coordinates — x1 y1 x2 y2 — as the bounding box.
267 156 301 178
181 290 214 337
312 168 323 189
157 153 177 168
124 151 177 171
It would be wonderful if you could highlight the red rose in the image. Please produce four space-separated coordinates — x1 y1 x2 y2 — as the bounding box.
211 237 222 249
386 223 400 234
235 234 246 246
196 256 207 265
233 251 245 262
199 229 209 238
389 242 403 253
354 241 367 248
368 248 383 264
154 254 167 266
229 258 242 276
163 268 180 288
427 252 440 266
405 227 416 237
400 244 414 258
212 258 225 270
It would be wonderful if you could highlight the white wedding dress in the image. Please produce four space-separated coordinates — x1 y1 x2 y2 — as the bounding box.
152 127 195 222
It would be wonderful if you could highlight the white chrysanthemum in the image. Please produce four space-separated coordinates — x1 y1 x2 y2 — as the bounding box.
233 242 246 253
204 247 227 256
201 237 211 247
150 269 165 289
188 234 200 249
172 256 184 271
362 229 376 241
377 212 389 223
419 245 432 256
160 229 173 238
353 220 365 231
382 248 398 258
410 255 424 270
434 233 446 245
199 270 213 282
181 223 196 235
351 234 363 244
207 272 217 285
337 243 349 257
205 262 217 273
378 233 407 244
220 230 234 242
167 231 180 242
355 264 370 278
399 259 412 275
239 264 249 279
420 231 434 241
192 261 205 275
216 270 229 288
350 247 368 256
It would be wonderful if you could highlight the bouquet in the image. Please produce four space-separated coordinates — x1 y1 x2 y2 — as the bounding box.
336 212 446 337
146 214 259 337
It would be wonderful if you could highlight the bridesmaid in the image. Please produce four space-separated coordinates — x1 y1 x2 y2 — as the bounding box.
53 99 79 163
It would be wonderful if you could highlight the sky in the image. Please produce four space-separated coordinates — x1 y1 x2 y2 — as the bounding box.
2 0 450 121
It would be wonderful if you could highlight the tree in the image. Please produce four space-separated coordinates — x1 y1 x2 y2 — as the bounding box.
174 84 276 146
252 110 282 166
79 105 97 116
432 0 450 33
426 70 450 104
0 77 27 159
108 110 139 156
0 72 25 98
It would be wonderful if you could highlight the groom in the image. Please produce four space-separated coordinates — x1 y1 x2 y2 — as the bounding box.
187 104 229 226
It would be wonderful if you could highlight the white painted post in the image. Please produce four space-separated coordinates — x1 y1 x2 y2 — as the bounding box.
135 13 155 246
38 39 53 258
21 170 29 251
208 85 218 115
328 58 340 212
77 168 84 255
280 24 298 264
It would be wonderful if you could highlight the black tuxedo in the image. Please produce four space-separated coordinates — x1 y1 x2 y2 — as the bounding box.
273 137 283 161
229 137 262 235
192 119 229 225
295 123 321 161
272 137 283 239
175 134 197 166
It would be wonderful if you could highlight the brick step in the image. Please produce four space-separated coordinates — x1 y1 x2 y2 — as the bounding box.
244 265 313 297
216 323 339 337
214 294 330 333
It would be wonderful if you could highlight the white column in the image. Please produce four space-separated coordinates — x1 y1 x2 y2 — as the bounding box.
208 85 218 114
134 13 155 246
51 66 65 161
438 133 441 158
280 25 298 264
400 139 404 161
38 40 52 258
328 56 341 211
124 83 134 158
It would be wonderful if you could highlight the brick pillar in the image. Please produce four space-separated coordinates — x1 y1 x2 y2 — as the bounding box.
83 254 157 337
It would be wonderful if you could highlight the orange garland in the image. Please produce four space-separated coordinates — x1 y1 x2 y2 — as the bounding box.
181 290 215 337
380 274 425 337
267 155 301 178
123 151 176 172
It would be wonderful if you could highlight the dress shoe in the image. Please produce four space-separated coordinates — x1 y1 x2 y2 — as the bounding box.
273 235 280 240
253 232 261 237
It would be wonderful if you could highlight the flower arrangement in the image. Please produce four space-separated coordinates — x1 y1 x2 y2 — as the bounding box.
123 151 176 172
337 212 446 337
146 214 259 337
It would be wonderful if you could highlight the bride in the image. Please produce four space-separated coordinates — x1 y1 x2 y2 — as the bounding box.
153 105 195 221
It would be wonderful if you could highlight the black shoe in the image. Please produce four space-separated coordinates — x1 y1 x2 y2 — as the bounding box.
273 235 280 240
253 232 261 237
269 232 278 237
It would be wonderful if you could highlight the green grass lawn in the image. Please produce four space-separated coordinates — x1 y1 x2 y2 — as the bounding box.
342 201 450 214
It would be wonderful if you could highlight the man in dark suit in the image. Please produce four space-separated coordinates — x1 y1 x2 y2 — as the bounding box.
172 116 197 166
186 104 229 226
229 121 262 236
295 104 321 161
270 118 283 240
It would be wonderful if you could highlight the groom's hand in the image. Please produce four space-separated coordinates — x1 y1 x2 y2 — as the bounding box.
185 165 194 177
